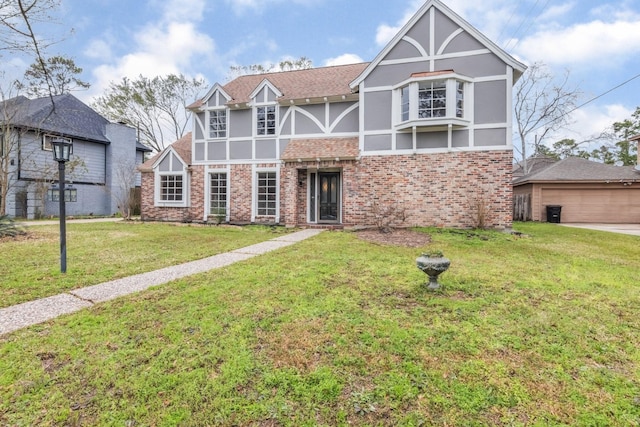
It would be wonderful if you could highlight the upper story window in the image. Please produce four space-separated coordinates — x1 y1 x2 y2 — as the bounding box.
418 81 447 118
397 73 469 130
209 109 227 138
42 134 72 152
256 106 276 136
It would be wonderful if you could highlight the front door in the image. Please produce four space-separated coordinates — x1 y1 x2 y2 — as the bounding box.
318 172 340 222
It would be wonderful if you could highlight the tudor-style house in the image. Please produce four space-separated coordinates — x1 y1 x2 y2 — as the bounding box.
140 0 527 228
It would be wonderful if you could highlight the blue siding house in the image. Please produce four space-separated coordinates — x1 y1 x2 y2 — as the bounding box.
1 94 151 219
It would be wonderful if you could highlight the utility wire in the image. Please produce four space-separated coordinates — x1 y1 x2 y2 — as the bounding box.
507 0 552 52
531 71 640 134
503 0 542 51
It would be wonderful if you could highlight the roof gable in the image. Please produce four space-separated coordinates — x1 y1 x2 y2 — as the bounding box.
249 79 283 104
139 132 192 172
350 0 526 89
219 63 369 107
197 83 232 110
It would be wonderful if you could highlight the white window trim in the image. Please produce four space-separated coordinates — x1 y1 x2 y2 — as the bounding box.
153 150 189 207
251 166 280 223
206 107 228 139
254 104 279 138
394 73 471 131
42 134 72 152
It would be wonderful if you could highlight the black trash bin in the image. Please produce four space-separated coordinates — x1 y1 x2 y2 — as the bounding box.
546 205 562 223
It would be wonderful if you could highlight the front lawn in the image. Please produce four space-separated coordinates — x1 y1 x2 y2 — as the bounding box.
1 223 639 425
0 222 288 308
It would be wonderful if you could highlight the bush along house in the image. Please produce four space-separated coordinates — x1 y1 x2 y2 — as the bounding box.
140 0 526 229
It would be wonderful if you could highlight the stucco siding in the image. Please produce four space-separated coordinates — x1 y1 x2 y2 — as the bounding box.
474 128 507 147
417 132 448 149
195 142 205 161
435 54 506 78
384 39 423 61
229 140 252 159
365 61 430 87
474 81 507 124
364 134 392 151
208 141 226 161
363 92 392 131
294 107 324 134
397 133 413 150
230 110 251 138
452 130 470 148
256 140 277 159
195 112 205 140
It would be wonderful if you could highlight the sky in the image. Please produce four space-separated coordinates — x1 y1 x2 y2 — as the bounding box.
4 0 640 152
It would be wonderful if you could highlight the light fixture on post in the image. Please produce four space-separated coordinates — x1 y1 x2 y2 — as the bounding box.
51 138 73 273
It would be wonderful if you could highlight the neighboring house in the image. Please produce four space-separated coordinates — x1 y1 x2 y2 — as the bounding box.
1 93 151 219
513 156 640 223
140 0 526 228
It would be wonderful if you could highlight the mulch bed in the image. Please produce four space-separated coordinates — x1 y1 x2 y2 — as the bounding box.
355 228 431 248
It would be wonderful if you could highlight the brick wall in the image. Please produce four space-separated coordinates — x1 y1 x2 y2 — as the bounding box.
142 151 512 228
140 166 205 222
229 164 253 222
349 151 513 228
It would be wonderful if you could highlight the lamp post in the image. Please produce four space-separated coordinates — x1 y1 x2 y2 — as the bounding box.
51 138 73 273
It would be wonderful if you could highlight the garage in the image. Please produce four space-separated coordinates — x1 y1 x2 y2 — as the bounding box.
513 157 640 224
540 186 640 223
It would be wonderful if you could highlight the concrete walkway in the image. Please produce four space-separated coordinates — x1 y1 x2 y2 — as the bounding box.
0 229 323 336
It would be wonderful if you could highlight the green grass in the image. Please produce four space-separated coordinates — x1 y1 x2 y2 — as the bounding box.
1 222 639 426
0 222 289 308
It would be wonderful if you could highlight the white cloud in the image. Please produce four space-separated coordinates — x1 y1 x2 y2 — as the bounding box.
86 1 215 101
83 39 114 61
375 1 422 47
160 0 207 22
323 53 364 67
515 18 640 66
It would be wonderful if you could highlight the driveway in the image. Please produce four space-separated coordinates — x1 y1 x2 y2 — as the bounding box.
559 223 640 236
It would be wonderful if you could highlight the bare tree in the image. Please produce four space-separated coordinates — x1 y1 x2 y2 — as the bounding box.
108 154 139 219
1 0 62 103
514 62 580 174
93 74 206 152
0 85 23 215
227 56 313 80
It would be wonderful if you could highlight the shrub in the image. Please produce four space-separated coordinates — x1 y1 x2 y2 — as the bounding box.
0 215 25 238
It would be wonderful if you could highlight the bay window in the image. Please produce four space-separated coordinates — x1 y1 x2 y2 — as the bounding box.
397 74 469 129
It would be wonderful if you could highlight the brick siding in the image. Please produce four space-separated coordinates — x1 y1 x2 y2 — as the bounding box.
142 151 512 228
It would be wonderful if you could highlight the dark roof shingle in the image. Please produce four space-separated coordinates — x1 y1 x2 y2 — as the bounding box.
1 94 110 143
514 156 640 184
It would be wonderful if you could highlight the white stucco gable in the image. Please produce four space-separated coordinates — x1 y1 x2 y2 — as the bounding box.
350 0 527 90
